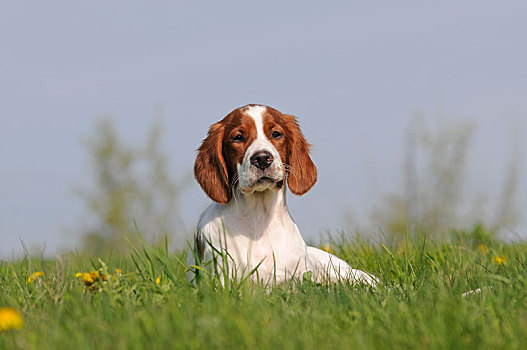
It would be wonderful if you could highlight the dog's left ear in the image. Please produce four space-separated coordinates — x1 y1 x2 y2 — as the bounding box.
282 114 317 195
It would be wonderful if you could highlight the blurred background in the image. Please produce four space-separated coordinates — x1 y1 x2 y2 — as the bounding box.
1 1 526 258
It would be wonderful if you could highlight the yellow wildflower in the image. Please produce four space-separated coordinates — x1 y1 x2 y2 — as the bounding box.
156 276 161 284
115 269 122 275
0 308 23 332
76 270 112 287
90 270 100 281
83 272 94 284
26 271 44 284
493 255 507 265
477 244 489 255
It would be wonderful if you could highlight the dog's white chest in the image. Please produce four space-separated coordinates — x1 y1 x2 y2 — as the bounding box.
197 201 312 283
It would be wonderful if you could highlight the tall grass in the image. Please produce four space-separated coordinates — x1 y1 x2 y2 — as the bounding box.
1 226 527 349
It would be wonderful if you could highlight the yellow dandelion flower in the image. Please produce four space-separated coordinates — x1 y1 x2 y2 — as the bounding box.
83 272 94 284
0 308 23 332
156 276 161 284
477 244 489 255
26 271 44 284
493 255 507 265
115 269 122 275
76 269 111 287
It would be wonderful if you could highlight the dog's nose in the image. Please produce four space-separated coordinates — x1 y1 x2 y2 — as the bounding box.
250 151 274 170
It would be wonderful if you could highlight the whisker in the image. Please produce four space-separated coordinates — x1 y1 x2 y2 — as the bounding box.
282 163 300 185
230 174 241 207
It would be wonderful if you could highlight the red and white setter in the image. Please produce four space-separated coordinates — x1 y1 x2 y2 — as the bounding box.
188 104 377 286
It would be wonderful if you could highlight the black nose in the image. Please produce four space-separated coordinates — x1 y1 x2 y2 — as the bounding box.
250 151 274 170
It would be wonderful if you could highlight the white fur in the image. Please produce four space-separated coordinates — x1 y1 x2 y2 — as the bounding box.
188 105 378 286
189 191 311 283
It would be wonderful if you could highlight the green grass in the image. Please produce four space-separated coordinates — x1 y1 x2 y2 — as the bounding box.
1 226 527 349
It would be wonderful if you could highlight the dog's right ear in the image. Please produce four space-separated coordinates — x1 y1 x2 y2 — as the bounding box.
194 122 231 204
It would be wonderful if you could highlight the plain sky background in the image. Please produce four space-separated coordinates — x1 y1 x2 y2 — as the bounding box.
1 1 526 258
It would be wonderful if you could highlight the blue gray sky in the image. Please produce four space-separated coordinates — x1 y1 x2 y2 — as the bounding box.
1 1 526 258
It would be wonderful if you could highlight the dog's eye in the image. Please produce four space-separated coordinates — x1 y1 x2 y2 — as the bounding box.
232 134 244 142
271 131 283 139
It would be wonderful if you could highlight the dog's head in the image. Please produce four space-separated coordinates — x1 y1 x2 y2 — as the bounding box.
194 105 317 204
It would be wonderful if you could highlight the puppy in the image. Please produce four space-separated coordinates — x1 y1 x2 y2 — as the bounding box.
188 104 377 286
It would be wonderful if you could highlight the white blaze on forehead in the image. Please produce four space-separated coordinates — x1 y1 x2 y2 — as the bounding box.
242 105 277 156
243 105 267 141
243 105 279 158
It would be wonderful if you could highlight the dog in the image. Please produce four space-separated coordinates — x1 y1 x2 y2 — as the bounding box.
187 104 377 286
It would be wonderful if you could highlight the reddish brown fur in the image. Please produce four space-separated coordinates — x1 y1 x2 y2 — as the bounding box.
283 114 317 194
194 121 231 204
194 105 317 203
195 109 257 204
261 108 288 170
221 109 258 179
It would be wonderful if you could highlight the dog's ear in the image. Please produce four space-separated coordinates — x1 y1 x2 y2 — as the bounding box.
282 114 317 195
194 122 231 204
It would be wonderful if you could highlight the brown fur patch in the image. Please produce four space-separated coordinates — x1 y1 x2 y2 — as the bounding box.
194 108 257 203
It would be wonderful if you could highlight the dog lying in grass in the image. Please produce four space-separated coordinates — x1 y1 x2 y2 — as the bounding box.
187 105 377 286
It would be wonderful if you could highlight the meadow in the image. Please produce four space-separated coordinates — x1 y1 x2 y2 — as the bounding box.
1 225 527 349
